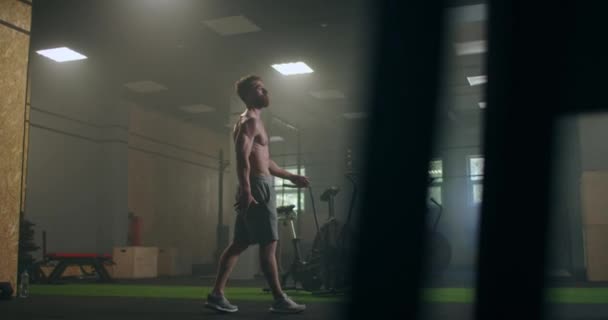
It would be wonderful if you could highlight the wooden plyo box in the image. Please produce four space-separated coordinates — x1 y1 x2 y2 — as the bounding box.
157 247 178 276
584 225 608 281
157 248 194 276
112 247 158 279
581 171 608 281
581 171 608 225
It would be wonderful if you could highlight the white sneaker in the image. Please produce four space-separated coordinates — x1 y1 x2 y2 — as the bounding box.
205 293 238 313
270 293 306 314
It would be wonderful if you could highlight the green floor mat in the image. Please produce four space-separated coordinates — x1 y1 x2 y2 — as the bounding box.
30 285 608 304
30 285 343 303
422 288 608 304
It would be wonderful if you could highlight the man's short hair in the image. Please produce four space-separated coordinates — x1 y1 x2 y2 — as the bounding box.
235 75 262 103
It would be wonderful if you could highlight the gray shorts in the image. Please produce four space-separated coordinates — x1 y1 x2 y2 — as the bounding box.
234 175 278 245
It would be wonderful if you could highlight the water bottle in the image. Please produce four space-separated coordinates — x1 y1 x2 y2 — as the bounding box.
18 270 29 298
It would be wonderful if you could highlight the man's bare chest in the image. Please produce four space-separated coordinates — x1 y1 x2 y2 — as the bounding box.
256 127 269 146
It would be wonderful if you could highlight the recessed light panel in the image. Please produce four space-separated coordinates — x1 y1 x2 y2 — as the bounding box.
36 47 87 62
467 75 487 86
454 40 487 55
271 62 314 76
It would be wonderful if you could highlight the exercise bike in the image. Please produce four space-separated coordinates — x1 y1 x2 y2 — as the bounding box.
263 186 324 292
308 173 451 294
274 203 323 291
306 172 358 296
265 173 358 295
426 179 452 276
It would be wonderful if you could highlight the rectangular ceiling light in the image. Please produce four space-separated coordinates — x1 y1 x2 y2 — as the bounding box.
36 47 87 62
309 89 345 100
343 112 367 120
272 62 314 76
454 40 487 55
179 104 215 113
467 75 487 86
270 136 285 143
124 80 168 93
478 102 486 109
203 15 261 36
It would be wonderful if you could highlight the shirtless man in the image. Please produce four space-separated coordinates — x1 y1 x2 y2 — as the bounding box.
205 75 309 314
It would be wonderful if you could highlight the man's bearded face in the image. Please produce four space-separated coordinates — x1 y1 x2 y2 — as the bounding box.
249 81 269 108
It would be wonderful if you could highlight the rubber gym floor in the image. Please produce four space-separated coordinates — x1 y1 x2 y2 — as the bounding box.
4 276 608 319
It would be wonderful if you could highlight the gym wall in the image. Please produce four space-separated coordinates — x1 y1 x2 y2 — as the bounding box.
433 118 483 271
431 109 608 280
128 104 234 269
545 114 608 281
574 113 608 280
432 112 589 277
25 58 234 272
25 58 130 257
0 0 32 295
548 117 584 278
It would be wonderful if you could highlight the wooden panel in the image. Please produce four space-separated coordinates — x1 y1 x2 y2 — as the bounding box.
584 225 608 281
157 247 178 276
0 7 30 294
128 149 157 242
21 76 30 212
581 171 608 225
0 0 31 32
112 246 158 279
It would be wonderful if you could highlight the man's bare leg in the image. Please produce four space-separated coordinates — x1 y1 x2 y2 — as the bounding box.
259 240 284 299
211 241 249 296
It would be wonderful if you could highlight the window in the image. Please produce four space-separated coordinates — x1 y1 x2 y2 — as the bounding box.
428 159 443 205
472 183 483 204
469 156 484 181
469 156 484 204
429 159 443 183
274 166 305 212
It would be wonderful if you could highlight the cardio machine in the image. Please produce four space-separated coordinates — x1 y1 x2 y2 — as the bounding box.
426 178 452 276
273 203 323 291
270 175 357 294
307 172 358 296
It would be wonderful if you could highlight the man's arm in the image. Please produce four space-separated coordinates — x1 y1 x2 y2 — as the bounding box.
269 160 295 179
269 159 311 188
235 118 258 194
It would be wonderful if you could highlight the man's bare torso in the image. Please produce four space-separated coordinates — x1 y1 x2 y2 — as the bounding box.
233 115 271 177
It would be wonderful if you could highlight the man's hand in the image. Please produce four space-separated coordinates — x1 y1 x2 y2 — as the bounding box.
289 175 310 188
234 190 258 212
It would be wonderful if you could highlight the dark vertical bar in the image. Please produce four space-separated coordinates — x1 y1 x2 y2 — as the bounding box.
218 149 224 227
328 196 335 219
42 230 47 257
296 130 302 235
216 149 225 264
474 1 564 319
346 0 444 318
19 65 30 215
297 130 301 213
